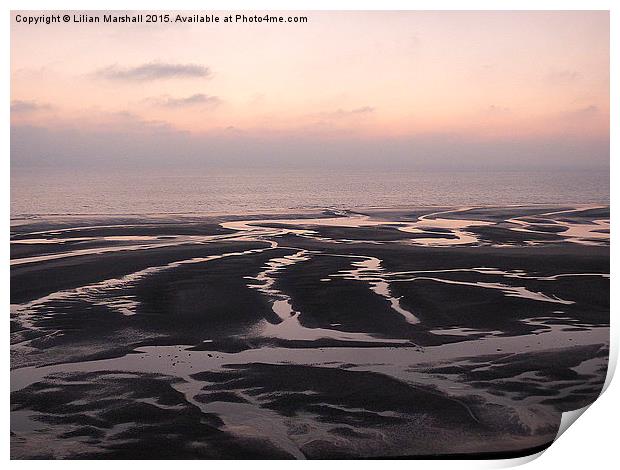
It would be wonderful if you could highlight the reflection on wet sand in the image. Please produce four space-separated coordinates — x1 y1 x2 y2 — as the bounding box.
10 205 609 458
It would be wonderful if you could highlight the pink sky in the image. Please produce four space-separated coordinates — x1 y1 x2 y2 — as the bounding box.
10 11 609 169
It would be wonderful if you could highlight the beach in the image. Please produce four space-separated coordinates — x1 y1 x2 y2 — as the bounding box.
10 205 609 458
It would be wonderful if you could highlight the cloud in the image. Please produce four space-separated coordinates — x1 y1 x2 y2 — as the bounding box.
571 105 598 116
11 100 52 113
546 69 580 84
561 105 599 121
94 62 211 81
554 105 606 133
486 104 511 115
47 110 177 134
153 94 222 108
351 106 375 114
410 33 421 48
318 106 375 119
11 123 609 171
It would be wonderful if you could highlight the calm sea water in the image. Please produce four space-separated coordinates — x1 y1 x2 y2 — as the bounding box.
11 168 609 218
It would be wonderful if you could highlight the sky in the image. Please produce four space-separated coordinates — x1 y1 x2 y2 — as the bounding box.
10 11 610 170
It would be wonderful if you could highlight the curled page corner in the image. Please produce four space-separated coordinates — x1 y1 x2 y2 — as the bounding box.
555 405 590 441
494 408 593 469
551 347 615 448
492 449 547 468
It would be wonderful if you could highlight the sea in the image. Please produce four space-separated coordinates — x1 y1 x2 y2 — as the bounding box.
10 168 609 218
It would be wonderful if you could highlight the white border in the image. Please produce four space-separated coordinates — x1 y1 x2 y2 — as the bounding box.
4 1 617 467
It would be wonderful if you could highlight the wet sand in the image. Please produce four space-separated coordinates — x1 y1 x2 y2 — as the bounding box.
10 205 609 459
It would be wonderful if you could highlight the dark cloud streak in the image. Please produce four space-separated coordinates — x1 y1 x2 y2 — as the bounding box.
156 94 222 108
317 106 375 119
546 69 580 83
11 100 52 113
10 123 609 171
94 62 211 81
